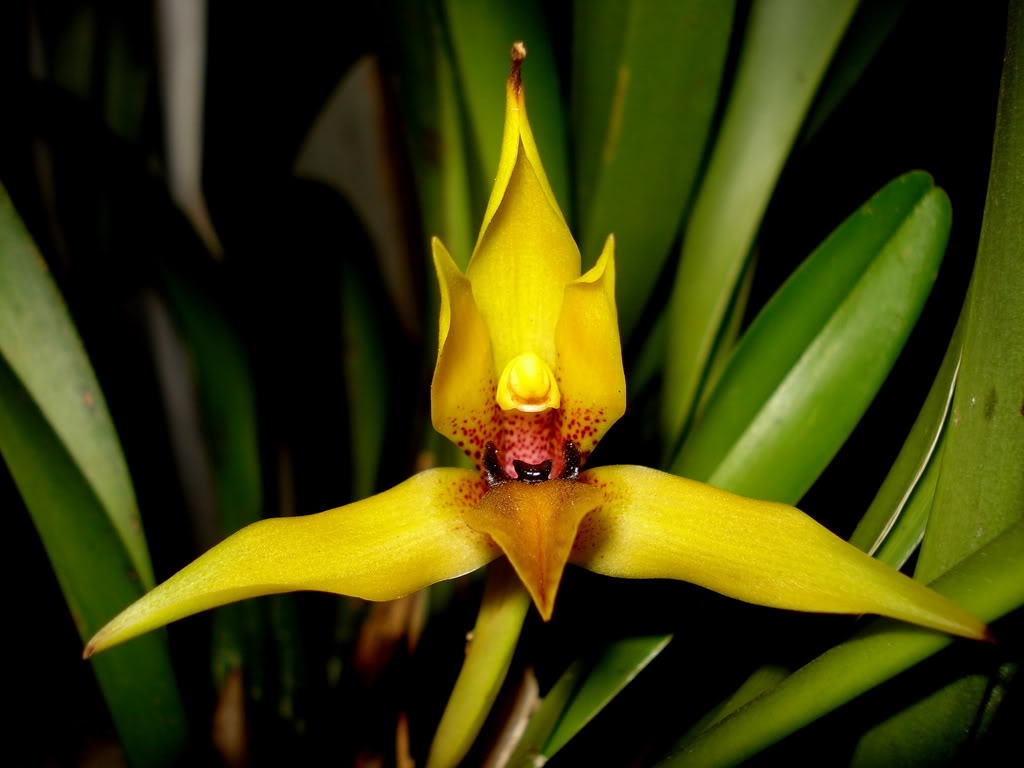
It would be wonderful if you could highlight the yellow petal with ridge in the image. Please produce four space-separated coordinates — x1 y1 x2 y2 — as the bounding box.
571 465 989 640
466 46 579 383
465 479 603 621
553 236 626 460
85 469 498 657
431 238 501 470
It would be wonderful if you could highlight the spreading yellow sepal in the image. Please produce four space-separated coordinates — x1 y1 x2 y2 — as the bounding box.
84 469 498 657
465 479 603 621
571 465 989 640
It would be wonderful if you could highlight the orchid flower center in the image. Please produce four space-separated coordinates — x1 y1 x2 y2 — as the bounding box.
483 440 581 487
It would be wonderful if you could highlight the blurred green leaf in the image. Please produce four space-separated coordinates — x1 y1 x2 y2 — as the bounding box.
853 6 1024 759
392 0 478 473
392 0 476 267
662 0 859 447
427 560 531 768
674 664 791 749
542 635 671 759
672 172 949 503
572 0 734 337
341 260 389 501
508 661 584 767
161 267 266 690
445 0 569 219
658 518 1024 766
801 0 911 142
694 252 757 419
0 185 187 764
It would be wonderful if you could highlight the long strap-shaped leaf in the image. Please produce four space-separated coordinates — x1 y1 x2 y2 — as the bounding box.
852 3 1024 760
572 0 735 338
0 186 187 764
662 0 859 449
673 172 950 502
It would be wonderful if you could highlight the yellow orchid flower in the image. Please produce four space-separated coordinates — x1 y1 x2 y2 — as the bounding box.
84 44 988 661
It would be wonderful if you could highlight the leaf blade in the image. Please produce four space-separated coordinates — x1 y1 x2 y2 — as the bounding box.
673 174 950 504
662 0 859 445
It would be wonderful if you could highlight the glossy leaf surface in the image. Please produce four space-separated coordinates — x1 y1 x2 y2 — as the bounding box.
673 173 950 503
662 0 858 445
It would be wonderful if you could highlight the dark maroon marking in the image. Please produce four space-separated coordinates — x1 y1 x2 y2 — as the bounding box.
558 441 582 480
513 459 553 484
483 442 510 487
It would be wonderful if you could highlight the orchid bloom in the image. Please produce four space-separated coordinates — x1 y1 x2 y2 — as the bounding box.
84 45 988 660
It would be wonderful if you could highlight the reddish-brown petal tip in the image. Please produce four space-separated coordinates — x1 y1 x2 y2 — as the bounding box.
509 41 527 92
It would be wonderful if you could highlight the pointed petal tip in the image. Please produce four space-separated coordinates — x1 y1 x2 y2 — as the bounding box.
81 641 95 660
509 41 527 92
536 596 555 622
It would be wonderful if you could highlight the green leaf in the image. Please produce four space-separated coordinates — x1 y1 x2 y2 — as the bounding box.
852 6 1024 759
392 0 476 268
0 186 187 764
657 518 1024 767
848 318 962 567
662 0 859 447
341 259 390 501
161 266 266 690
0 186 155 587
427 560 531 768
542 635 672 758
572 0 735 338
444 0 569 219
673 664 791 748
508 661 584 767
672 172 950 504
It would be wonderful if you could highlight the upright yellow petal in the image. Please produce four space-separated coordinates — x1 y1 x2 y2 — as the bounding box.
466 43 579 384
85 469 499 657
431 238 501 470
571 466 988 640
553 236 626 461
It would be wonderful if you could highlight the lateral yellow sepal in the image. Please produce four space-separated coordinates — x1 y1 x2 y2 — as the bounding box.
85 469 498 657
572 465 988 640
